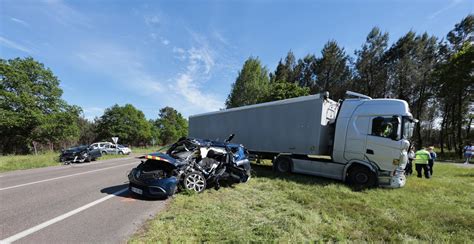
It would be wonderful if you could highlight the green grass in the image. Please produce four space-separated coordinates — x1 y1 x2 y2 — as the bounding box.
131 146 170 155
0 152 60 172
130 162 474 242
0 152 130 172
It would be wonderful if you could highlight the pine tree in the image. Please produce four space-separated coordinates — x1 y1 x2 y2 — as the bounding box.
314 41 352 99
354 27 389 98
225 57 270 108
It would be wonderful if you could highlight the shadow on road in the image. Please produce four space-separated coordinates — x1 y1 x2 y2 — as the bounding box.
100 183 167 201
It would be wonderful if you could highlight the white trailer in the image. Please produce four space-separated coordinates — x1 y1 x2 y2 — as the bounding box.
189 91 417 188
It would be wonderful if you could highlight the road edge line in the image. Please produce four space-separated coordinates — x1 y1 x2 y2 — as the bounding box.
0 188 128 243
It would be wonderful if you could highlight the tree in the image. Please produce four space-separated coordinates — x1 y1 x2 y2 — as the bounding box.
0 57 80 154
96 104 152 146
225 57 270 108
271 51 297 83
154 107 188 145
353 27 389 98
437 43 473 155
446 14 474 52
314 41 352 99
261 82 310 103
77 117 98 145
294 54 317 88
385 31 439 148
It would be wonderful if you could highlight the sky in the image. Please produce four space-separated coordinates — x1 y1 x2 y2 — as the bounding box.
0 0 472 120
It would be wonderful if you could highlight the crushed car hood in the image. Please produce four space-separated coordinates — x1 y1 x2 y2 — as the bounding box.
144 152 181 167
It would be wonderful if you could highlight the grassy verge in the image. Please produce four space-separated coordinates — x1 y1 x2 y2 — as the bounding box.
0 152 130 173
130 162 474 242
131 146 169 155
0 152 60 172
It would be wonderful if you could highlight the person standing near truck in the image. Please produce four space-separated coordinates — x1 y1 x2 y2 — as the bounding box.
414 147 431 178
405 145 415 176
464 143 472 164
427 146 437 176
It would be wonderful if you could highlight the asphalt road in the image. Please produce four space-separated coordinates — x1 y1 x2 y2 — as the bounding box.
0 156 168 243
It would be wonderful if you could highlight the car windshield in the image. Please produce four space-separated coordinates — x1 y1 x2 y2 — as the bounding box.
69 146 87 151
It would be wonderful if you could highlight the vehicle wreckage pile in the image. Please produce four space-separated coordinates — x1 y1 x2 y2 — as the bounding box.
128 134 251 198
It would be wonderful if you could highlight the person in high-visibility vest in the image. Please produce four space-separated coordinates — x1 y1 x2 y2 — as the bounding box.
414 147 431 178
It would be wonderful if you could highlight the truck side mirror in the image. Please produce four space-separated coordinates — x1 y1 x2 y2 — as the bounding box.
390 116 401 141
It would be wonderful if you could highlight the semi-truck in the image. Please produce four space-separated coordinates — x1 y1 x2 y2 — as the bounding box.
189 91 417 188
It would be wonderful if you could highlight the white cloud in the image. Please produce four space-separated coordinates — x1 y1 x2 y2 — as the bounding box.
75 43 163 94
10 17 29 27
429 0 463 19
0 36 33 53
83 107 104 120
145 15 160 26
43 0 92 29
170 33 224 112
161 38 170 45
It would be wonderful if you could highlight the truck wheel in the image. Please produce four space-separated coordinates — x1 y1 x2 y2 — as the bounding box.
274 156 292 174
348 166 376 190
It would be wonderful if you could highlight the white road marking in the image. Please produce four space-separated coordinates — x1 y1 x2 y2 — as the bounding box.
0 188 128 243
0 162 137 191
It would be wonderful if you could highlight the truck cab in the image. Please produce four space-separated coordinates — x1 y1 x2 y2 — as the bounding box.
331 94 416 188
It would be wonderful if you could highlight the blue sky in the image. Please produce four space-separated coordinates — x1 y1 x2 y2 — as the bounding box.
0 0 472 120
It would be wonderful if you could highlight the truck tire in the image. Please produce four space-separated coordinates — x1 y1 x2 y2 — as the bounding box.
348 166 376 190
273 156 292 174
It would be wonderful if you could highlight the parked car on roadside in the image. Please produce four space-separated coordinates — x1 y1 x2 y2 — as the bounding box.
117 144 132 155
59 145 101 164
90 142 113 151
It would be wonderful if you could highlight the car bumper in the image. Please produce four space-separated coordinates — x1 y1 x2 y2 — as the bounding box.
378 170 406 188
128 177 178 198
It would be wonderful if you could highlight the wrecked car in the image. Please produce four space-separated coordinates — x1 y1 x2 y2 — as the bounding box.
59 145 102 164
128 134 251 198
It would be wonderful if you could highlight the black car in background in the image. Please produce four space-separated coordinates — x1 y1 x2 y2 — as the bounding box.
59 145 102 164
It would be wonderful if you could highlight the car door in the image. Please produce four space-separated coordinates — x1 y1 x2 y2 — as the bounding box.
365 116 402 170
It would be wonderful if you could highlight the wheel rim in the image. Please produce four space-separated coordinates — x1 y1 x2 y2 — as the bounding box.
185 173 205 192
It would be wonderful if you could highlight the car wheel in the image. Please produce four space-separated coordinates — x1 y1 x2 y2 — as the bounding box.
85 155 91 162
118 151 123 155
184 171 206 193
102 151 107 155
348 166 376 190
273 156 292 174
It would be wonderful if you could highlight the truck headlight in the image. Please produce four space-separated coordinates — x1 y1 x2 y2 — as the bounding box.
392 159 400 165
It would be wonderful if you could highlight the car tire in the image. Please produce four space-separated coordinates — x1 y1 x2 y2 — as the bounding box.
118 151 123 155
85 155 91 163
347 165 376 190
183 171 207 193
102 151 107 155
273 156 292 174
